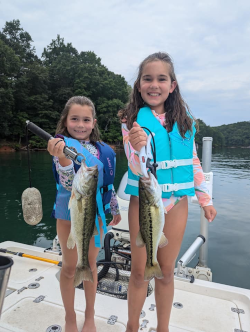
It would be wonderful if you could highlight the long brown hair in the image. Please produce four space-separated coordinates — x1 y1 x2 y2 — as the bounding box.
119 52 195 137
56 96 101 143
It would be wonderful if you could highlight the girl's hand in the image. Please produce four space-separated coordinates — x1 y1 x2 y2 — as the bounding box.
47 138 66 159
109 214 122 226
203 205 217 222
128 122 147 151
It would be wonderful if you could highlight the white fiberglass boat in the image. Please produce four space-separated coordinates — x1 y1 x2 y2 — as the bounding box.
0 138 250 332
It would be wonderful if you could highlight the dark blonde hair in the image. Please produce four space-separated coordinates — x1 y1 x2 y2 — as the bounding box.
56 96 101 142
118 52 195 137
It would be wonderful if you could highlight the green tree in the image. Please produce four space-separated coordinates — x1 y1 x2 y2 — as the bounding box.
0 19 37 63
0 40 20 137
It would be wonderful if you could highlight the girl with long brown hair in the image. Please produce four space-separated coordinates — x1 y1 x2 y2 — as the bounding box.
119 52 217 332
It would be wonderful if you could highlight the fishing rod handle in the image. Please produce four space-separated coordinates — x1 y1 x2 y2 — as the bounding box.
26 121 53 141
26 120 78 161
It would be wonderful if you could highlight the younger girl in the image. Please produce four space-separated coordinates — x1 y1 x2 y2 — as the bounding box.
47 96 121 332
119 52 217 332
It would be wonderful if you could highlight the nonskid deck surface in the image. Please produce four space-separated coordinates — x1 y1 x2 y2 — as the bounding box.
0 241 249 332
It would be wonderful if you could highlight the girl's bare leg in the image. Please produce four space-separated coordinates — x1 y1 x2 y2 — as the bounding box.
126 196 149 332
81 218 103 332
57 219 78 332
155 197 188 332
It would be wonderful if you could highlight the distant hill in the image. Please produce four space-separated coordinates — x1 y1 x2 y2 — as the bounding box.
213 121 250 147
195 120 250 147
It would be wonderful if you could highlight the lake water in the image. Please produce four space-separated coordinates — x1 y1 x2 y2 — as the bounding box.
0 147 249 289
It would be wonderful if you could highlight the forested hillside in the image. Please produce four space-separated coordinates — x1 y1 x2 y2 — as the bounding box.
213 122 250 147
0 20 129 148
0 20 249 149
195 120 250 147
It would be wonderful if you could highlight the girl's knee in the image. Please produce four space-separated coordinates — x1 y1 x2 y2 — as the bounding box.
160 266 175 285
131 270 146 287
61 263 76 279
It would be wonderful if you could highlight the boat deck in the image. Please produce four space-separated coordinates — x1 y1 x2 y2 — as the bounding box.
0 241 249 332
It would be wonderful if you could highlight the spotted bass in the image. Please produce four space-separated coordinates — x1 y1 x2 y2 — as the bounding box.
67 159 98 286
137 172 168 281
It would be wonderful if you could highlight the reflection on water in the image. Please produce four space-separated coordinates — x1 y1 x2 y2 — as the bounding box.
0 147 250 289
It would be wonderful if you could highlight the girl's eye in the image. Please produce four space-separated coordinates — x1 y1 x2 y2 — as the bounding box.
84 119 90 122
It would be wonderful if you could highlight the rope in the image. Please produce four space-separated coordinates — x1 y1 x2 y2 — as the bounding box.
25 125 32 188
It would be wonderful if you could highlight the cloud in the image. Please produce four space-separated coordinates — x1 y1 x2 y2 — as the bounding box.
0 0 249 126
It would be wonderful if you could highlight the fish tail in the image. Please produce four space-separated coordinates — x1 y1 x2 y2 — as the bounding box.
144 262 164 281
74 266 94 286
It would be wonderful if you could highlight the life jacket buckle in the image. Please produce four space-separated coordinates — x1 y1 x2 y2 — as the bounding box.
101 186 109 193
163 160 177 169
162 183 178 192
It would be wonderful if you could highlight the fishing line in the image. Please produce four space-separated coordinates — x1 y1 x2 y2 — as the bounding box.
141 126 158 178
21 124 43 226
25 125 32 188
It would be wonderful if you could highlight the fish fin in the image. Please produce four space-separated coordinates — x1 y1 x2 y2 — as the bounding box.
77 199 83 213
158 233 168 248
67 232 76 249
136 231 145 247
75 191 82 200
92 224 99 236
68 194 73 210
144 262 164 281
74 266 93 286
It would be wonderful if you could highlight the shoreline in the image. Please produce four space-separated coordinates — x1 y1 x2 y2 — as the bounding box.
0 144 124 153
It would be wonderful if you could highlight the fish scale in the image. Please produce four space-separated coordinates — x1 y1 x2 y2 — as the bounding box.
67 159 98 286
137 173 168 281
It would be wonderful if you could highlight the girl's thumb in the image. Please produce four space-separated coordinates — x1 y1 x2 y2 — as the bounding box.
133 122 140 127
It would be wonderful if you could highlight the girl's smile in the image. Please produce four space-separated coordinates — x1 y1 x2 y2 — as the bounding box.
138 60 177 114
65 104 96 140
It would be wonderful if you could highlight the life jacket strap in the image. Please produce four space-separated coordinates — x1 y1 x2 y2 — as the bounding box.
127 178 194 193
157 158 193 170
104 203 110 211
94 190 107 248
127 178 140 187
160 181 194 192
101 184 113 194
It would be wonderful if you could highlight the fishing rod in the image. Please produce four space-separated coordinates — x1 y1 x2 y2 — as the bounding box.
22 121 85 226
0 248 62 267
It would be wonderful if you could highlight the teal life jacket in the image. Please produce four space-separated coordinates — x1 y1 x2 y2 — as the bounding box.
52 137 116 247
125 106 196 198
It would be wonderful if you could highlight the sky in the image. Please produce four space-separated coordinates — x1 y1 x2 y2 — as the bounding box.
0 0 249 126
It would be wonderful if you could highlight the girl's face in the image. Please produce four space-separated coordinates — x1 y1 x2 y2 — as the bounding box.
138 60 177 114
65 104 96 141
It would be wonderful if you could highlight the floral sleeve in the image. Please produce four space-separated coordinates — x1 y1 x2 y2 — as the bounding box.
53 156 75 191
110 187 120 215
193 142 213 207
122 123 144 176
